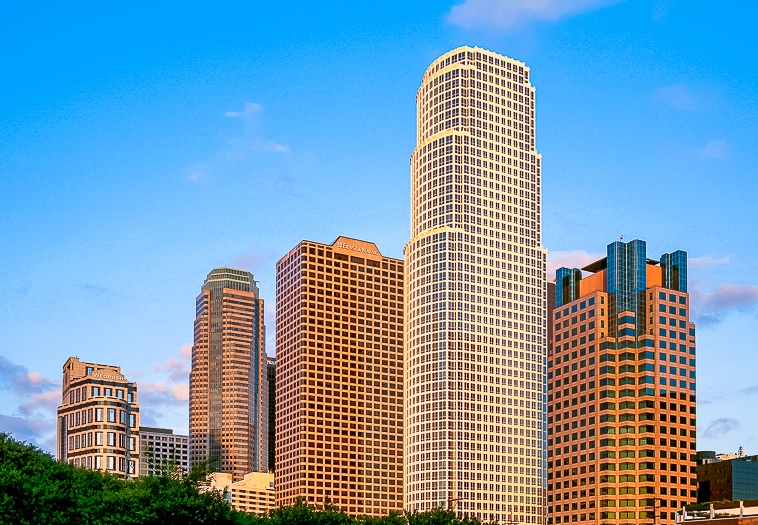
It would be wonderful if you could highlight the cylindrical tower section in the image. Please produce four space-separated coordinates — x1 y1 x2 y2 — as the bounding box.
405 46 548 525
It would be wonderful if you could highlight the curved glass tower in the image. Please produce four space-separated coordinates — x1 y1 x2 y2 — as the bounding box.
404 46 548 524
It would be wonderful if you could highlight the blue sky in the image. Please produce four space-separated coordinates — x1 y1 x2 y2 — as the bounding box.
1 0 757 455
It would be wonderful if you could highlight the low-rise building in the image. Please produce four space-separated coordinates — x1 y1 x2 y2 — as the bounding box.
139 427 190 476
697 451 758 502
207 472 276 514
56 357 139 477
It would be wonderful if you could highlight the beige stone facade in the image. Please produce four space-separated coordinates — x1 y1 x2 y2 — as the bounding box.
56 357 140 477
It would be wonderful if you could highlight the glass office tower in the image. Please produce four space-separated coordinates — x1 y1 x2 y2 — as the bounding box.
405 46 548 524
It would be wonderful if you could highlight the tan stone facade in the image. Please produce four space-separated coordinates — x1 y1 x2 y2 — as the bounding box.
275 237 404 516
208 471 276 514
56 357 140 477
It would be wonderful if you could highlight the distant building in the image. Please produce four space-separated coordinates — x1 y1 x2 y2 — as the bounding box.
267 357 276 471
56 357 139 477
697 451 758 502
139 427 190 476
207 471 276 514
548 240 697 524
189 268 269 481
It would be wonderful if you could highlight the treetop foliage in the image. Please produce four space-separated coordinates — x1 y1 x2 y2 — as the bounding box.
0 433 483 525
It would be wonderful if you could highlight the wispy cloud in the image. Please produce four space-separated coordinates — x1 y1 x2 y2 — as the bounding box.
447 0 622 30
741 384 758 394
547 249 605 276
185 102 288 182
137 381 188 407
690 281 758 326
234 250 269 270
0 356 57 397
18 391 60 418
698 139 730 159
702 418 740 439
224 102 289 157
689 255 731 270
0 414 57 449
151 344 192 382
651 0 675 21
138 344 191 430
652 83 704 112
0 357 60 453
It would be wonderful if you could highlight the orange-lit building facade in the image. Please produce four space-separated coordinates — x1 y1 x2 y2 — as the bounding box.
547 240 696 525
190 268 269 481
275 237 404 516
56 357 140 477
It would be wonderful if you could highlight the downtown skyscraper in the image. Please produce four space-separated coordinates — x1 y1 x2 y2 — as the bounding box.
548 240 696 525
275 237 404 516
405 46 548 524
189 268 269 480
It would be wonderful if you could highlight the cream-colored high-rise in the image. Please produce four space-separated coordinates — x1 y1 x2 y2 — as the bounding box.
404 46 548 525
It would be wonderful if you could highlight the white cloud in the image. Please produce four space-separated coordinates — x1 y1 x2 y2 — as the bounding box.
0 356 60 454
224 102 262 118
185 102 288 182
698 139 730 159
224 102 289 155
689 255 731 270
652 83 703 111
446 0 622 30
547 249 604 275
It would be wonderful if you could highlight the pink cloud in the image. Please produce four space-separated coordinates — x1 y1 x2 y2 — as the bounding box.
695 283 758 310
690 281 758 325
172 384 189 401
547 250 605 276
178 344 192 358
19 390 61 417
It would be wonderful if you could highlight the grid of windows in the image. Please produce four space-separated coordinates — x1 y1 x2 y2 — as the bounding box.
275 238 404 516
548 245 697 524
139 427 190 476
189 268 269 481
408 46 547 525
56 357 139 478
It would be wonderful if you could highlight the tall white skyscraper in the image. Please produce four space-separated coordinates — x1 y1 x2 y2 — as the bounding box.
404 46 548 524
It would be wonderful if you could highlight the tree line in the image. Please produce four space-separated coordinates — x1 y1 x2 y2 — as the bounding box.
0 433 482 525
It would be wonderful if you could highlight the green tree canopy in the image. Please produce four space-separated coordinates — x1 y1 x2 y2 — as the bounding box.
0 433 485 525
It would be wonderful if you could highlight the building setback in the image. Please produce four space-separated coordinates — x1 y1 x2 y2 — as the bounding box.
405 46 548 524
275 237 404 516
547 239 696 525
56 357 140 477
189 268 269 481
139 427 190 476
